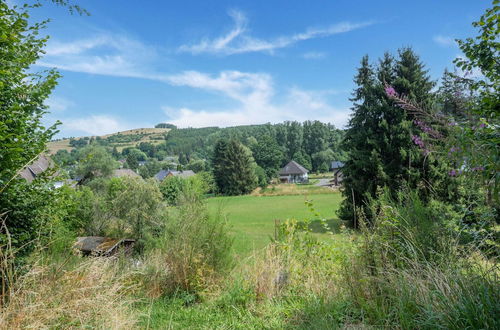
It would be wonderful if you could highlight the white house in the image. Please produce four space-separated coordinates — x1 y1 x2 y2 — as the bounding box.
279 160 309 183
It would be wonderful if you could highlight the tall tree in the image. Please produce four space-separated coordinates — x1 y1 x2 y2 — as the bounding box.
303 120 329 160
283 121 303 161
338 55 381 225
252 135 284 180
76 145 118 182
338 49 452 227
0 2 60 190
212 139 257 195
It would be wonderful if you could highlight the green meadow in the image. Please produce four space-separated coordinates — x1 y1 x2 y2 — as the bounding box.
206 191 344 256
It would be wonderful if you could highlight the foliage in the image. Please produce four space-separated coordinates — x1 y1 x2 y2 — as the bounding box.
138 158 162 178
338 49 455 227
75 145 118 183
159 176 185 206
141 198 233 296
212 139 257 195
108 177 164 250
341 189 499 329
0 1 60 191
251 134 284 179
155 122 177 129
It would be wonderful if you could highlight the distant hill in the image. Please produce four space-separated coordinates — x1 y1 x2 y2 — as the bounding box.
48 127 170 154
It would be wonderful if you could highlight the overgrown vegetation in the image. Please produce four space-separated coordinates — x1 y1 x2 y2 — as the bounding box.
0 0 498 328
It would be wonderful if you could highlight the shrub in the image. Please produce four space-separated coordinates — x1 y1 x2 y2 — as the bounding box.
159 176 185 206
340 190 500 328
140 199 233 297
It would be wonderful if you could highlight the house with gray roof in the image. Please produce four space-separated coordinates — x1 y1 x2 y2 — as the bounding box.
330 161 345 186
279 160 309 183
112 168 141 178
154 169 196 181
19 155 58 182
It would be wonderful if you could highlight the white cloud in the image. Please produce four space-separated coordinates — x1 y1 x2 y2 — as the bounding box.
433 35 456 48
179 10 373 55
45 96 74 112
38 34 158 79
62 115 131 136
161 70 350 129
302 51 327 60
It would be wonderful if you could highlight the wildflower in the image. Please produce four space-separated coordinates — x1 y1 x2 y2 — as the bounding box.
448 169 457 177
385 86 396 97
411 135 425 148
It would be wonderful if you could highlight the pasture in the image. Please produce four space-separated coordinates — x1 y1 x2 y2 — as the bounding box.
206 190 344 256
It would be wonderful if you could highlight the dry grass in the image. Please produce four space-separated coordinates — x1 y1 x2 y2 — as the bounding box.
244 221 351 301
0 257 138 329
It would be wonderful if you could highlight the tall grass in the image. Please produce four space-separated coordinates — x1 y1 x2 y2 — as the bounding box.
139 191 234 298
0 257 137 329
341 191 500 328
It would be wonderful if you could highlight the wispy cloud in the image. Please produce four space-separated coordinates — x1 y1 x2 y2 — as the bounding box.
38 34 159 79
61 115 136 136
302 51 327 60
178 10 373 55
45 96 74 112
433 35 456 48
161 70 349 128
38 32 349 132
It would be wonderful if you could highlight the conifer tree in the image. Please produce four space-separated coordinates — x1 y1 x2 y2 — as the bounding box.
339 49 454 227
212 139 257 195
338 55 381 225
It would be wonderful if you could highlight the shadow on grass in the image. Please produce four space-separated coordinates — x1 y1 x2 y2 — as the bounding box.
297 218 342 234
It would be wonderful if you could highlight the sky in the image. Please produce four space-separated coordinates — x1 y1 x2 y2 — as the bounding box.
15 0 491 138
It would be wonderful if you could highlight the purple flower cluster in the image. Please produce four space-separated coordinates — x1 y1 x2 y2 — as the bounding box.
449 169 464 177
471 166 484 172
448 146 460 156
411 135 425 149
412 135 425 148
411 135 430 155
414 120 433 134
385 86 397 97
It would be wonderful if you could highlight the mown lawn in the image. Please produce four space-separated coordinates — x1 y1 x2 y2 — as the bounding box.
205 191 344 256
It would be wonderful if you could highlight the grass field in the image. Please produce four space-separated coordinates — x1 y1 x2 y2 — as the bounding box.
206 191 344 256
48 127 170 154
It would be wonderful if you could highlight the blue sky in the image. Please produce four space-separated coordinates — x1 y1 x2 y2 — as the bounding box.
17 0 490 137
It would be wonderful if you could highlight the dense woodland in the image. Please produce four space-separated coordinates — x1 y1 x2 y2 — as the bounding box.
53 120 347 176
0 0 498 328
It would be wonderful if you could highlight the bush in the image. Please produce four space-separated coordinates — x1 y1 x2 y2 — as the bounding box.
340 189 500 328
140 198 233 297
159 176 185 206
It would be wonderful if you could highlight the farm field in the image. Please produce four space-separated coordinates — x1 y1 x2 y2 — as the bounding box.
206 191 344 256
47 127 170 154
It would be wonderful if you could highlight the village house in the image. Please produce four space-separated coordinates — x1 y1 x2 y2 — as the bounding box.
19 155 54 182
279 160 309 183
330 161 345 186
154 169 196 181
112 168 141 178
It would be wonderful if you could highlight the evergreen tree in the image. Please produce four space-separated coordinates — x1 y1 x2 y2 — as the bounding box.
338 55 381 226
338 49 453 227
212 139 257 195
436 68 473 118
